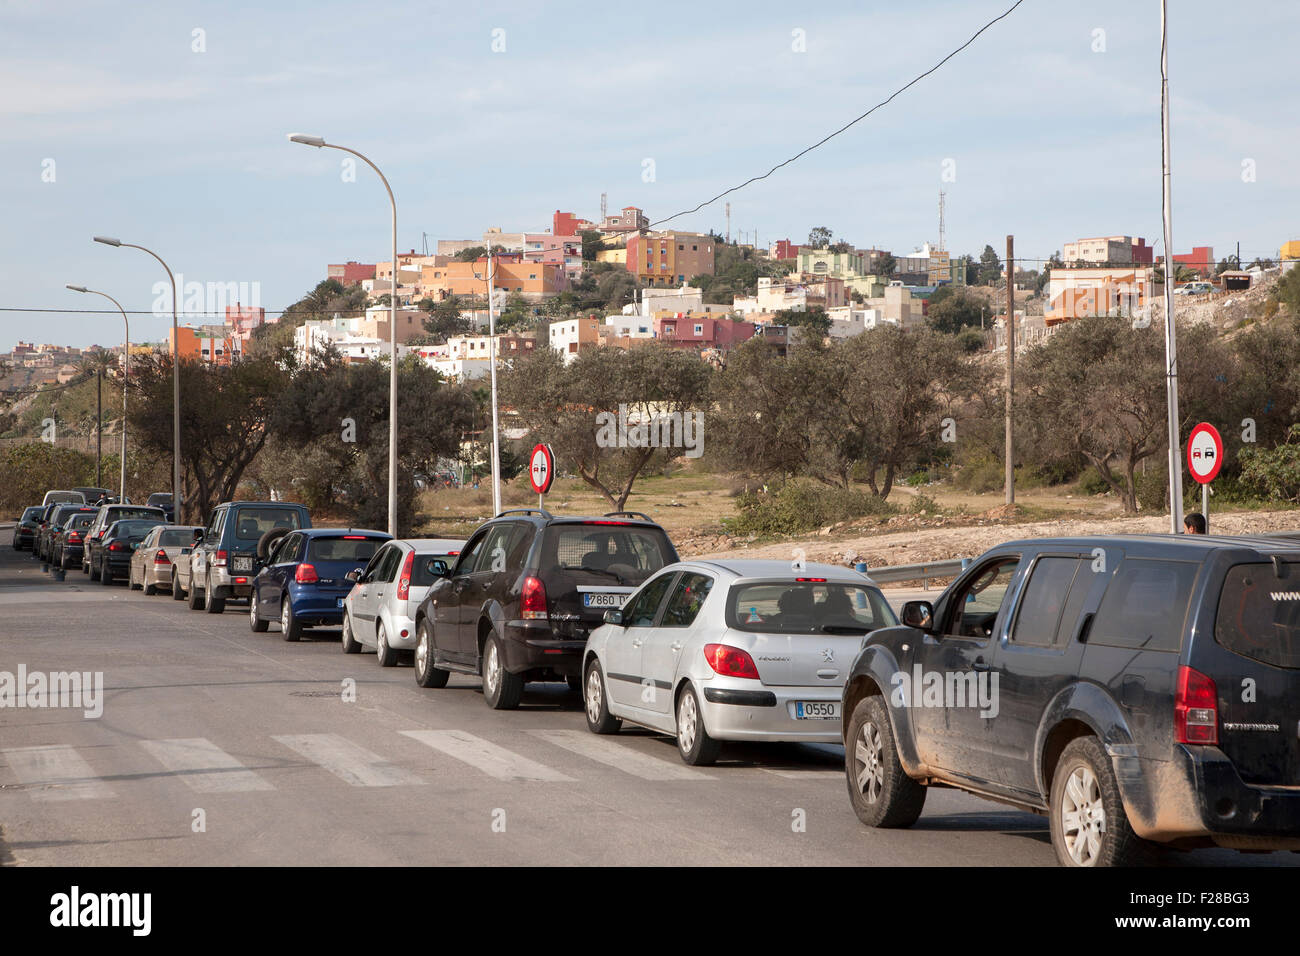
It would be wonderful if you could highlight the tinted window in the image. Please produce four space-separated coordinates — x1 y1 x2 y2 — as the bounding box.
1090 558 1198 652
661 573 715 628
1215 562 1300 669
1011 557 1084 646
474 524 527 573
946 558 1020 638
454 531 490 575
230 507 304 542
147 494 173 507
412 553 455 586
113 520 163 537
22 507 43 521
543 524 672 586
159 529 197 546
624 573 677 627
728 582 897 634
375 545 402 582
69 514 95 530
307 536 384 564
110 508 164 523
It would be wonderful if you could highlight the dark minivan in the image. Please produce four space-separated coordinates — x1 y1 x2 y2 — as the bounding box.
842 534 1300 866
412 509 678 709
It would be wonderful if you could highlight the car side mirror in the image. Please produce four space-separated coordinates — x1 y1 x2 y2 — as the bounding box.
603 609 624 626
345 569 361 583
901 601 934 630
193 529 204 541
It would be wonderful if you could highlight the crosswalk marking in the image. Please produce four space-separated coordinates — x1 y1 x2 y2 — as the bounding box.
762 769 844 780
526 729 713 780
272 733 423 787
139 738 273 793
400 729 575 782
1 745 114 801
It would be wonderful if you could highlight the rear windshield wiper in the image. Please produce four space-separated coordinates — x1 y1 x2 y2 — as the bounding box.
568 565 626 584
819 624 872 634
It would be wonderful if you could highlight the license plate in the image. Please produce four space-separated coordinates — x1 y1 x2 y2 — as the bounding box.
233 556 253 572
336 598 345 608
583 592 625 608
793 701 840 720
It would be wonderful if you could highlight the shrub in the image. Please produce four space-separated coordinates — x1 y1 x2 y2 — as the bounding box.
723 482 897 537
908 492 941 514
953 450 1003 493
1239 426 1300 502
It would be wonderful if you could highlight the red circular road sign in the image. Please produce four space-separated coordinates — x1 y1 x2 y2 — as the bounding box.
1186 422 1223 485
528 443 555 495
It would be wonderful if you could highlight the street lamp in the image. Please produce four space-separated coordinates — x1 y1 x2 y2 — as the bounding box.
67 285 129 502
288 133 399 536
93 237 182 519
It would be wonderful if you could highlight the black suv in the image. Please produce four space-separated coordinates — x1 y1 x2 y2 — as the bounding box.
412 509 679 709
842 534 1300 866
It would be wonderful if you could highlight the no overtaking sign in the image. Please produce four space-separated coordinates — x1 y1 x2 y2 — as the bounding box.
529 443 555 495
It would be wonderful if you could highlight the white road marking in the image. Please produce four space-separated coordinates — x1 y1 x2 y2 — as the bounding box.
139 738 273 793
400 730 575 782
1 745 115 801
272 733 423 787
761 769 844 780
526 729 713 780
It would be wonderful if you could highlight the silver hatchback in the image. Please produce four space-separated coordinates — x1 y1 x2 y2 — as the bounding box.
582 559 898 765
341 538 465 667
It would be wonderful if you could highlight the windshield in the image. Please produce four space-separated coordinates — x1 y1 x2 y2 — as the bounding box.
1216 562 1300 669
230 507 305 542
541 523 674 586
306 536 384 563
727 581 898 634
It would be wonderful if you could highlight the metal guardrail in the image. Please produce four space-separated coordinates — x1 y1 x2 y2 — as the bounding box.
854 557 970 590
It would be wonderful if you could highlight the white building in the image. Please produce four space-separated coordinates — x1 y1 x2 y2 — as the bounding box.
604 315 656 338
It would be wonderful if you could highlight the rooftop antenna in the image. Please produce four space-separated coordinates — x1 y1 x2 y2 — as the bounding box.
938 190 946 252
600 192 607 222
725 202 731 243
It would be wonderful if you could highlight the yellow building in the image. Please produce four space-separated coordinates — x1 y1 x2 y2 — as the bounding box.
1281 240 1300 261
597 247 627 265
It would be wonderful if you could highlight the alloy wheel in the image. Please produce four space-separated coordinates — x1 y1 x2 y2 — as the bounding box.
585 668 603 724
1061 766 1105 866
855 721 885 804
677 691 698 753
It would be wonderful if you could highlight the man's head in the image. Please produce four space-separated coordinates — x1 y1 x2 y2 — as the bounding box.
1184 512 1207 534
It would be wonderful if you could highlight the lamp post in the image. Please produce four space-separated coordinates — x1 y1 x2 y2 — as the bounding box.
288 134 399 536
92 237 180 518
67 285 129 502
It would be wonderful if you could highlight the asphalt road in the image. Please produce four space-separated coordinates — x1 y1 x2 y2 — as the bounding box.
0 526 1293 867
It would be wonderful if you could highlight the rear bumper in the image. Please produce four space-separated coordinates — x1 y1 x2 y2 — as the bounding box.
289 585 350 626
699 680 844 743
501 621 585 678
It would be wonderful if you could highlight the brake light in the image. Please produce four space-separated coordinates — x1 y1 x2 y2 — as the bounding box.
521 575 548 619
108 542 123 552
154 550 170 565
585 521 630 526
214 550 228 567
703 644 761 680
795 577 827 582
68 532 81 543
342 535 367 540
295 563 318 584
1175 666 1218 745
447 550 459 556
397 551 414 601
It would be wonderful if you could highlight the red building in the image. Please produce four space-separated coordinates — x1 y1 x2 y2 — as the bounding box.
328 261 378 286
553 211 594 237
1173 246 1214 278
654 315 755 350
1131 237 1154 265
771 239 802 260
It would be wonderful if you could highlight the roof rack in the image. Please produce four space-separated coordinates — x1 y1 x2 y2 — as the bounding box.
496 508 553 519
604 511 653 522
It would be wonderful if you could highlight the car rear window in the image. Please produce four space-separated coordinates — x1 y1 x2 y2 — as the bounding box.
159 529 196 546
307 536 384 563
148 494 172 507
22 507 43 520
111 508 165 522
115 520 163 537
411 552 456 586
542 523 673 586
230 508 305 542
727 582 898 634
1215 562 1300 669
1089 558 1198 652
69 514 95 529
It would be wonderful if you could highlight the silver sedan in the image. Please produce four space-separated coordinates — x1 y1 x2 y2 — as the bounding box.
128 525 204 595
582 559 899 765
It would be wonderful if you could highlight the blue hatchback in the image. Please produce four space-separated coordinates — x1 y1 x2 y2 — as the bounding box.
249 528 391 641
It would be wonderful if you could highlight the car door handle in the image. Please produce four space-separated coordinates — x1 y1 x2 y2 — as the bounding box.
631 638 643 647
670 642 683 652
972 659 991 672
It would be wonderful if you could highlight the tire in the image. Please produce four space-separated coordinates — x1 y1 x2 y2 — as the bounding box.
481 634 522 710
583 659 622 735
249 590 269 632
88 553 100 581
340 612 361 653
675 683 721 766
129 568 142 591
280 598 302 642
172 572 185 601
144 576 158 596
187 574 204 610
414 620 449 688
1049 736 1151 867
99 558 114 585
204 573 225 614
846 695 926 828
375 621 399 667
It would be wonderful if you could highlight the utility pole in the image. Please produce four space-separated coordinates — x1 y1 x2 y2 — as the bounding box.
725 202 731 243
1160 0 1185 533
96 369 102 488
1005 234 1015 506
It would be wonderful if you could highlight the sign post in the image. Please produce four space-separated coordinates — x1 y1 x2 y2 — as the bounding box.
1186 422 1223 533
528 443 555 509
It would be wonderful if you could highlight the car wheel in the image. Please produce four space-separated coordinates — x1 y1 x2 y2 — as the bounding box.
481 634 522 710
88 554 100 581
340 612 361 653
280 598 302 642
187 574 204 610
675 683 720 766
204 573 225 614
172 572 185 601
129 568 142 591
375 621 398 667
846 695 926 828
144 576 157 596
414 620 449 688
249 590 269 632
583 659 621 735
1050 737 1150 867
99 558 114 585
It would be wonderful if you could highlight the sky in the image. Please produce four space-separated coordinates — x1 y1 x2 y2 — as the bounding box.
2 0 1297 350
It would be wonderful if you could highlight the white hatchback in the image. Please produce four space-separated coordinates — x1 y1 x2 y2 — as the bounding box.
341 538 465 666
582 559 899 765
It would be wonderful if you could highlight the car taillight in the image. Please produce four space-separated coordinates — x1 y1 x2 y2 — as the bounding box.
521 575 548 620
1175 665 1218 745
703 644 761 680
68 532 81 543
295 563 318 584
108 542 123 552
154 550 170 565
214 550 228 567
397 551 414 601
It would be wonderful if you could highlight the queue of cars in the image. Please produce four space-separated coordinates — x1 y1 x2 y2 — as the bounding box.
14 489 1300 867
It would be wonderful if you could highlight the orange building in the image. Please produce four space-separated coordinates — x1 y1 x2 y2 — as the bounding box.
169 325 238 365
419 257 566 301
626 232 715 287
